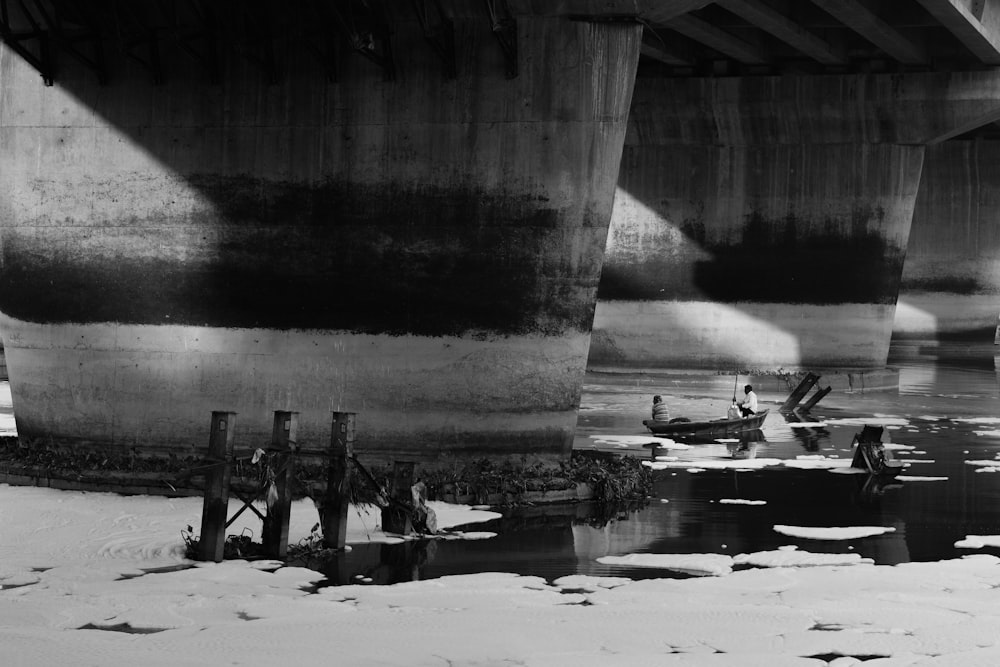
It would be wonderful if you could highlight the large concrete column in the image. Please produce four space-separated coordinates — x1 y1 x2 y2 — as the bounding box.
894 140 1000 339
0 11 641 463
590 72 1000 371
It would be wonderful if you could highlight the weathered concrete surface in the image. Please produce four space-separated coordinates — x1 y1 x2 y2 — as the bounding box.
587 72 1000 371
894 140 1000 339
0 14 641 462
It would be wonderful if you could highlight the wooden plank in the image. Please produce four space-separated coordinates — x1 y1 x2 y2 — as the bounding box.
780 372 820 412
801 385 832 411
321 411 355 549
262 411 297 560
198 411 236 563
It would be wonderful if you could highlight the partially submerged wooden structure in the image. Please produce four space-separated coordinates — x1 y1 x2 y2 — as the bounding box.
780 372 832 413
198 410 360 563
195 409 438 563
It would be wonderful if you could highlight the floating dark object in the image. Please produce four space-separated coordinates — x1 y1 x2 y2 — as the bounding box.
850 425 905 477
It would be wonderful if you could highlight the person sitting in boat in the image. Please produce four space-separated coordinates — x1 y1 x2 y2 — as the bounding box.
738 384 758 417
651 395 670 421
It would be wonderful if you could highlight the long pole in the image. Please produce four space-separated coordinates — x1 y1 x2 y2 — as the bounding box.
732 374 738 403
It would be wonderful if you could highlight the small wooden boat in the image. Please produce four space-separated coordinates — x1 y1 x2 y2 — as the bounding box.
643 409 769 436
850 425 905 478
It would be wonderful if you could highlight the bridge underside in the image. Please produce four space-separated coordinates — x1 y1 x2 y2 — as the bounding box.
1 1 1000 463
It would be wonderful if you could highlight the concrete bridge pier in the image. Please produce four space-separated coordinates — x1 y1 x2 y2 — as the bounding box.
0 8 641 464
895 139 1000 340
590 72 1000 372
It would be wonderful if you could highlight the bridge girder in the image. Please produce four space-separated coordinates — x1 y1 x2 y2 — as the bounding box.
3 1 999 88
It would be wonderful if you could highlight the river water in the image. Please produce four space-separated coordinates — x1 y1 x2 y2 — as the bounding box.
325 338 1000 584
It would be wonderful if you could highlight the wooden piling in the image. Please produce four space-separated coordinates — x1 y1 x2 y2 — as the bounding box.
780 372 820 412
381 461 415 535
199 411 236 563
262 411 298 560
321 411 355 550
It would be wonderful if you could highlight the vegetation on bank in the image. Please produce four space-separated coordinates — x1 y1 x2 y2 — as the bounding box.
0 436 652 506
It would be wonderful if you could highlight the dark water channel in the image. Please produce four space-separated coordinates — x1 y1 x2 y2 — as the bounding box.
320 338 1000 585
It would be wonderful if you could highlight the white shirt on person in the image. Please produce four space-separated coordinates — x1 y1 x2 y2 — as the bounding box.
740 391 758 413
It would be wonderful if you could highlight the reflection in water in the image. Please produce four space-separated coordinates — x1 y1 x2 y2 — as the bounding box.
856 474 904 508
312 339 1000 585
725 439 759 460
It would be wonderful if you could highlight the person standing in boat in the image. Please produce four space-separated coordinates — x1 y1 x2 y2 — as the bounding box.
651 395 670 421
738 385 758 417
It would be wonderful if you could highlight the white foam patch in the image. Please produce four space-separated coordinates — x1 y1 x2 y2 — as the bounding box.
437 532 496 541
589 435 692 450
973 430 1000 437
822 416 910 427
551 575 632 591
955 417 1000 424
719 499 766 505
828 467 868 475
734 546 874 568
596 553 733 576
787 422 827 428
10 476 1000 665
964 460 1000 467
897 476 948 482
781 457 854 470
773 525 896 540
955 536 1000 549
882 443 916 450
643 458 783 471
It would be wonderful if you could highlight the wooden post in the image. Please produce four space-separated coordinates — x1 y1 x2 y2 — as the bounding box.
199 411 236 563
381 461 415 535
779 372 820 412
321 411 355 549
262 411 298 560
800 385 832 411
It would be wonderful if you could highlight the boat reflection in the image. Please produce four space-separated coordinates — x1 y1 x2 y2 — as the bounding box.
725 439 759 460
855 473 904 507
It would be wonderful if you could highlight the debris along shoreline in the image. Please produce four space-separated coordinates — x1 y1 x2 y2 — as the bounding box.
0 436 652 506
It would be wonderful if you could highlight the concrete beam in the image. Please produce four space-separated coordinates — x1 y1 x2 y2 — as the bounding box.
716 0 846 65
640 29 693 65
810 0 927 65
665 13 769 64
637 0 714 24
624 70 1000 146
915 0 1000 64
